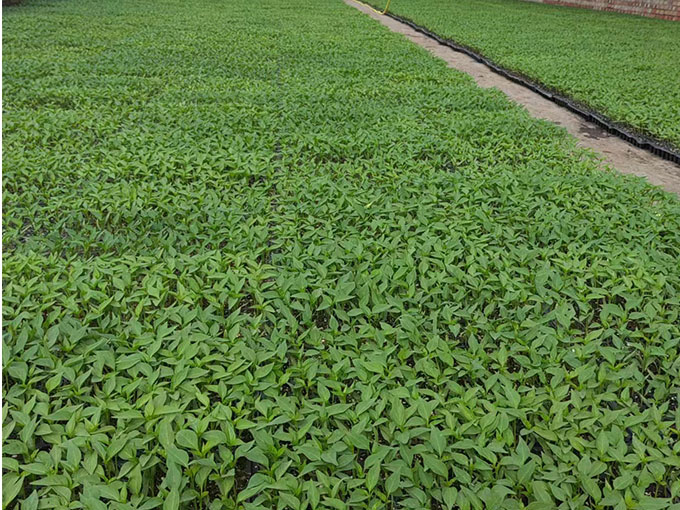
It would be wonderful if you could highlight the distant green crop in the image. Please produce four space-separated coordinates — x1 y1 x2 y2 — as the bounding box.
3 0 680 509
367 0 680 150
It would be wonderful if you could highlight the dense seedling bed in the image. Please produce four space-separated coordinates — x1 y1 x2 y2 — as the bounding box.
3 0 680 508
367 0 680 150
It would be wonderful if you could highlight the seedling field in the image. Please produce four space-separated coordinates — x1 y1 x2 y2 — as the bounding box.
3 0 680 509
366 0 680 151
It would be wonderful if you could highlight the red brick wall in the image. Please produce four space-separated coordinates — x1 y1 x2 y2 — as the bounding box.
530 0 680 20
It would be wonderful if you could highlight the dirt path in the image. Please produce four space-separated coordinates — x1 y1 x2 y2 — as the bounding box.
345 0 680 195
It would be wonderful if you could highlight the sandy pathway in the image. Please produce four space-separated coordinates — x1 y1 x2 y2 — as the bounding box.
345 0 680 195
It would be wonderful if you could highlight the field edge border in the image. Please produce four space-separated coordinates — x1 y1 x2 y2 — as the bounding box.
381 10 680 166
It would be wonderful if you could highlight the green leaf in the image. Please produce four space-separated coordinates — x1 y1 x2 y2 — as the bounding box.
518 460 535 485
366 463 380 492
430 428 446 456
442 487 458 510
21 491 39 510
245 446 269 467
159 420 174 450
297 444 321 462
361 361 384 374
176 429 199 451
307 481 320 509
596 431 609 457
163 489 180 510
422 454 448 477
582 477 601 502
577 456 592 477
613 472 635 490
8 362 28 383
2 474 25 509
526 503 556 510
385 470 401 495
505 386 521 408
636 498 673 510
166 446 189 467
389 400 406 428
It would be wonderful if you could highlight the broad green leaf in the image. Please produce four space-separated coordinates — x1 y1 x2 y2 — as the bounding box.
176 429 199 451
163 489 179 510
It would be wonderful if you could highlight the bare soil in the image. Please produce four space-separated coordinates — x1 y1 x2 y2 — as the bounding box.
345 0 680 195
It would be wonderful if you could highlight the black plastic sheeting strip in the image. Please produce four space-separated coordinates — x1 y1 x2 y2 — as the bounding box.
384 11 680 166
